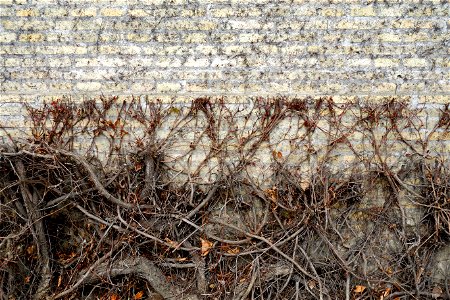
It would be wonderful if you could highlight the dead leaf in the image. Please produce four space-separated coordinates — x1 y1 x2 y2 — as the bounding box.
134 291 144 299
176 257 188 262
354 285 366 293
57 275 62 287
164 238 179 249
272 150 283 159
383 287 391 297
24 276 30 283
110 294 119 300
307 280 317 289
431 286 443 299
265 187 278 202
300 181 309 191
200 238 213 256
226 247 240 254
26 245 35 255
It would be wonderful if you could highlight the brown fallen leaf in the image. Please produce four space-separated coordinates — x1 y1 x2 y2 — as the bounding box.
134 290 144 299
226 247 240 254
307 280 317 289
354 285 366 293
386 266 393 275
176 257 188 262
265 187 278 202
165 238 179 248
200 238 213 256
110 294 119 300
431 286 443 299
300 181 310 191
272 150 283 159
26 245 35 255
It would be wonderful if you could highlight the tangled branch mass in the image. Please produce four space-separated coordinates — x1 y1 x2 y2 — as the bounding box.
1 97 450 299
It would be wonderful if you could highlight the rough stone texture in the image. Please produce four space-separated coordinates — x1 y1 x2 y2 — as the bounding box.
0 0 448 102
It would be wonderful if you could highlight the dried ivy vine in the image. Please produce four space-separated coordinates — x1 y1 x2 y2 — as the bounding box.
0 97 449 300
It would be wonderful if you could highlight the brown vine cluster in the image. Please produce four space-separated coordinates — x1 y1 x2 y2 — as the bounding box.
0 97 450 299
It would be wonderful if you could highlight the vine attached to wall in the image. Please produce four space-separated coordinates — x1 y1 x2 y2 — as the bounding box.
0 96 449 300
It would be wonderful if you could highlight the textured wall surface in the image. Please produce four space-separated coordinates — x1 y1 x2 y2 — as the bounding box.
0 0 449 101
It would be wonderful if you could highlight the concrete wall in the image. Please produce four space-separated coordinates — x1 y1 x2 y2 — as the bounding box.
0 0 448 101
